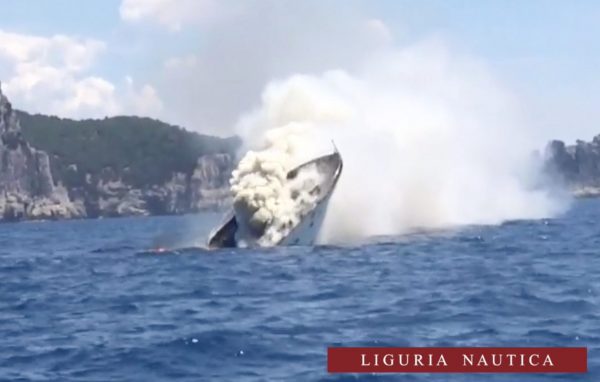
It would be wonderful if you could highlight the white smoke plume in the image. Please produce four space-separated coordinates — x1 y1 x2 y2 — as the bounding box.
231 39 566 244
230 151 327 246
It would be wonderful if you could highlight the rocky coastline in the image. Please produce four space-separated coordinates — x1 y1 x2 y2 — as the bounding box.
544 137 600 197
0 85 235 222
4 77 600 222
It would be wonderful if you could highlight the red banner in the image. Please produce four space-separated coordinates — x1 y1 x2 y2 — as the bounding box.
328 347 587 373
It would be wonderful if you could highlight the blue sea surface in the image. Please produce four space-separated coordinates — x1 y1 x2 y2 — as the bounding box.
0 198 599 381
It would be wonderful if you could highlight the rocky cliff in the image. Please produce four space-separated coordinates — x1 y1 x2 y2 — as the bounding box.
0 85 84 220
0 84 236 222
73 153 234 218
545 136 600 197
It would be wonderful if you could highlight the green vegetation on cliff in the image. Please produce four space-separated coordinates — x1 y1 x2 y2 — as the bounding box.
16 111 239 188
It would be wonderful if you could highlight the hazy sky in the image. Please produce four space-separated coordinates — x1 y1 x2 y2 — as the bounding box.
0 0 598 143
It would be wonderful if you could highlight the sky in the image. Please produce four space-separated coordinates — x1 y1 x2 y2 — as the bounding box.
0 0 598 143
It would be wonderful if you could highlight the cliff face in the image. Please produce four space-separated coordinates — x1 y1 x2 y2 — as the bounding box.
190 154 233 210
0 85 235 222
545 136 600 196
73 154 234 218
0 85 84 220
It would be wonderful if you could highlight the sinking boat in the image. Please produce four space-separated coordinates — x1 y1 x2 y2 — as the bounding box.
207 150 343 248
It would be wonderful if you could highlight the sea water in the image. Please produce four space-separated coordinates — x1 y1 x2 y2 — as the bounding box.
0 200 598 381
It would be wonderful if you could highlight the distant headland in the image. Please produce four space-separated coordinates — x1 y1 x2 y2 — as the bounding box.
545 136 600 197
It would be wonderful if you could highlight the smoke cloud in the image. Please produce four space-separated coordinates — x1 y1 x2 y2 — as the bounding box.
233 39 566 244
157 1 392 135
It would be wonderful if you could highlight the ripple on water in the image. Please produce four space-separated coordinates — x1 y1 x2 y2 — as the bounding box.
1 200 599 381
